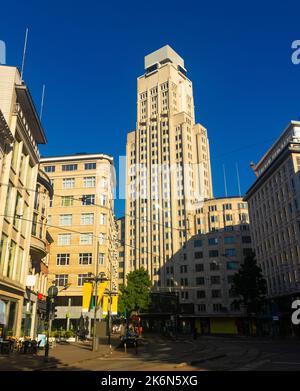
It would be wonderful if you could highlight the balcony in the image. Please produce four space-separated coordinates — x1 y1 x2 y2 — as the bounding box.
30 235 47 260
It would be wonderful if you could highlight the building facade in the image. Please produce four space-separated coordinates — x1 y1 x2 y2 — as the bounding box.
245 120 300 335
25 169 53 338
117 217 125 288
167 197 251 334
0 65 47 338
40 154 118 333
125 45 213 287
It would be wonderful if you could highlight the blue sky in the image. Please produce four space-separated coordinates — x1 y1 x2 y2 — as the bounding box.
1 0 300 217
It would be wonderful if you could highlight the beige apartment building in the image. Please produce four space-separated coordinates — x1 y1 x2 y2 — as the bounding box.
117 217 125 288
245 120 300 335
125 45 213 287
163 196 251 334
40 154 118 333
0 65 47 338
25 169 53 338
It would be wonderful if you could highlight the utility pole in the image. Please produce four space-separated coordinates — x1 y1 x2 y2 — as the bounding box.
92 240 100 352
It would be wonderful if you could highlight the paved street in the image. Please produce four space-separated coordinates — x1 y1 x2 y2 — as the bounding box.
1 334 300 371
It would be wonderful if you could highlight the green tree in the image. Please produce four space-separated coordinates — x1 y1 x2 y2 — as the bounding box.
232 251 267 316
118 268 151 315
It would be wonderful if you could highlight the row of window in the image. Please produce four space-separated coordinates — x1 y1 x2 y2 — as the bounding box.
56 252 105 266
193 236 251 247
178 290 237 300
179 263 238 273
166 274 237 287
50 176 109 189
57 231 108 245
44 162 96 173
195 303 240 313
57 213 106 226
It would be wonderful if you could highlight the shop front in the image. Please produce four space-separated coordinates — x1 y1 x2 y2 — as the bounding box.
0 281 24 338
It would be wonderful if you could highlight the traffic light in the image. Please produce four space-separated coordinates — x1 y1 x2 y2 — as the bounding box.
46 297 58 320
50 299 58 319
46 297 51 319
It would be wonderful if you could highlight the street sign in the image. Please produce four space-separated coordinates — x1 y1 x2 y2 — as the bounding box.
48 286 58 298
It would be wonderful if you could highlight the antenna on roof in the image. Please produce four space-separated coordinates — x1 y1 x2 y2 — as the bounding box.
20 27 29 81
39 84 45 121
236 162 241 197
223 164 228 197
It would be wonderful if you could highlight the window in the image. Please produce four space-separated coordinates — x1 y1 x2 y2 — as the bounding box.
55 274 68 287
85 162 96 170
81 213 94 225
208 205 217 212
99 253 105 265
56 254 70 265
227 275 234 284
61 196 74 207
84 176 96 188
101 177 108 187
196 277 205 285
195 263 204 272
62 178 75 189
194 239 202 247
224 236 235 244
213 303 222 312
59 214 72 226
242 236 251 243
243 248 252 257
223 203 232 210
58 234 71 245
227 261 239 270
100 194 107 206
180 278 188 286
44 165 55 173
99 233 106 244
198 304 206 312
79 253 92 265
211 276 221 284
212 290 221 298
197 290 206 299
180 265 188 273
62 164 77 171
181 291 189 299
209 250 219 258
78 273 90 286
80 233 93 245
81 194 95 205
210 262 220 271
195 251 203 259
208 238 218 245
47 215 52 226
224 248 236 257
100 214 107 225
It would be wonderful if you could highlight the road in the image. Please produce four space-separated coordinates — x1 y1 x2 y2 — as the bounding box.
44 334 300 371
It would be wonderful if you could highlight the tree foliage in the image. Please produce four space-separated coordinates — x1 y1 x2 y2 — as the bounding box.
118 268 151 315
232 251 267 315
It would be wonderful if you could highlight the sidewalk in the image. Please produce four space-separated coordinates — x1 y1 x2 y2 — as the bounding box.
0 339 117 371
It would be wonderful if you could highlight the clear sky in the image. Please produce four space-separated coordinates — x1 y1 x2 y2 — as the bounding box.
1 0 300 217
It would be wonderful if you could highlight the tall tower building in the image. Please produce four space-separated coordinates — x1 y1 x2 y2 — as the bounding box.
125 45 213 287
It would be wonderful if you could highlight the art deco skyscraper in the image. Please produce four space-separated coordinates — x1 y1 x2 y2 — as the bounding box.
125 45 213 287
